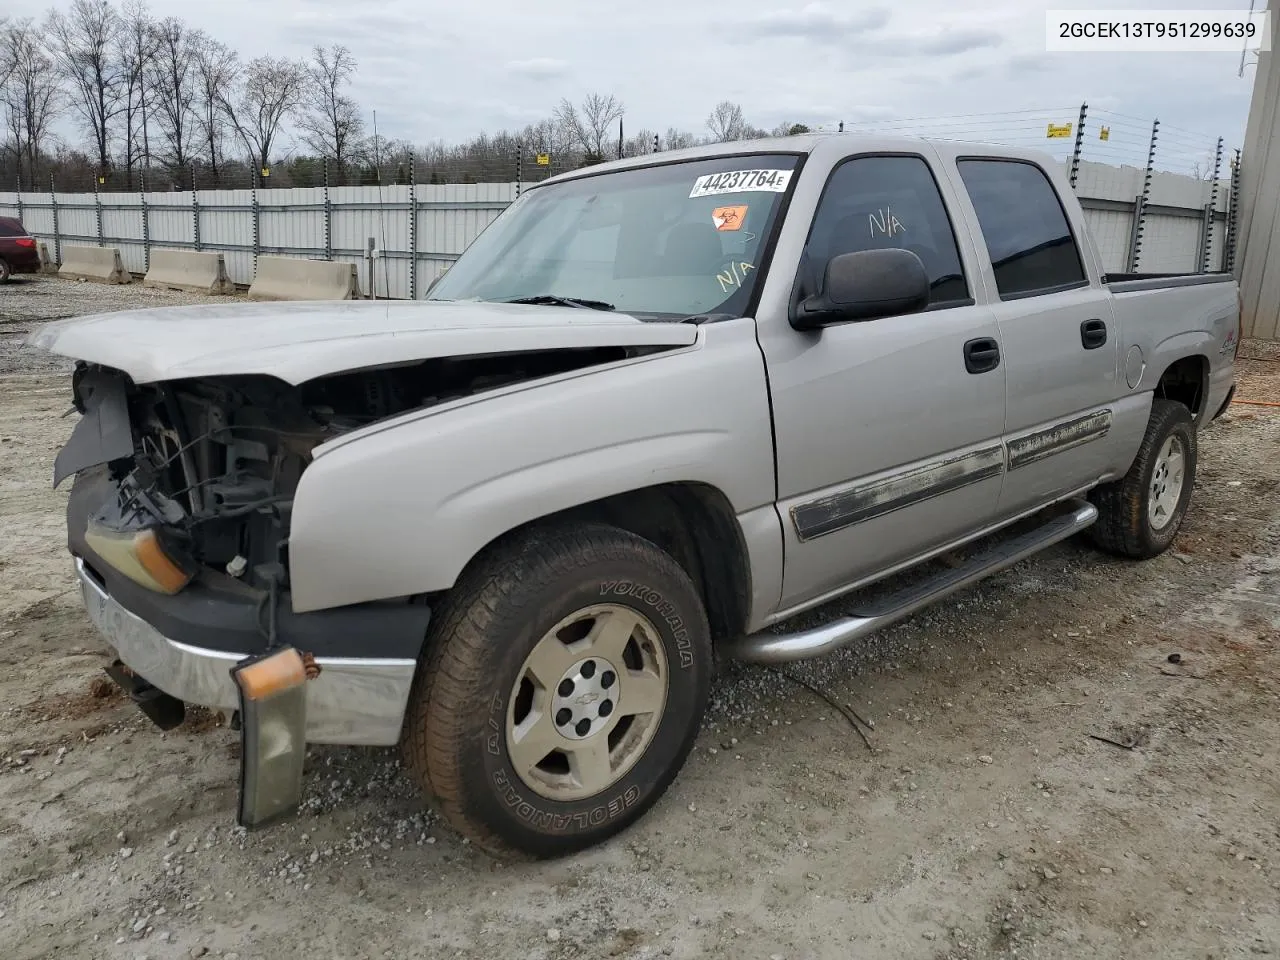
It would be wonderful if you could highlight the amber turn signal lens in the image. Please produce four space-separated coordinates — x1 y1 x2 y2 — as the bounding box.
84 525 194 595
134 530 193 594
235 647 308 701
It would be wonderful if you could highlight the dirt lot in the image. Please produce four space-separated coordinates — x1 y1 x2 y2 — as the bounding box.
2 274 1279 960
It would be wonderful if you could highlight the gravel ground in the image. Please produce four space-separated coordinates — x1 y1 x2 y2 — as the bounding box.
1238 339 1280 406
2 277 1280 960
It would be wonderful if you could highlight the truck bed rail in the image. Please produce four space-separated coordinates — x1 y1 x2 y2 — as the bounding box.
1105 271 1236 293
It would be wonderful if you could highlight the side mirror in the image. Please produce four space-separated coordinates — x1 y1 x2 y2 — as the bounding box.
790 248 930 330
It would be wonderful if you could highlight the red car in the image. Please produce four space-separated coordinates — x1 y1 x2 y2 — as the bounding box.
0 216 41 282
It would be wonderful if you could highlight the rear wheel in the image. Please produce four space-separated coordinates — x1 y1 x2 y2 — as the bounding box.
1088 399 1197 558
0 259 11 283
401 523 712 859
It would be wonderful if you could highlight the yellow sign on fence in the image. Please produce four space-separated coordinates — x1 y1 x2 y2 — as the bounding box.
1046 123 1073 139
1099 126 1111 141
535 153 551 166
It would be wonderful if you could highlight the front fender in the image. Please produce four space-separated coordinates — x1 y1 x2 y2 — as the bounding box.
287 319 776 613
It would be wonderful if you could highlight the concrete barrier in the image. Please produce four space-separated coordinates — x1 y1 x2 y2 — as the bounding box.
247 256 360 301
37 242 57 275
143 249 235 295
57 245 131 284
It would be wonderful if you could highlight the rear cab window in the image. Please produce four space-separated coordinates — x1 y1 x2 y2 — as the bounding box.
801 154 971 308
955 159 1088 299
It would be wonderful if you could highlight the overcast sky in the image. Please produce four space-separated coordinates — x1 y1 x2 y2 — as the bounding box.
42 0 1263 165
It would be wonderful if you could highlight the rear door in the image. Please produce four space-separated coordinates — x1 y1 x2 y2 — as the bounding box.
758 149 1007 612
949 157 1121 518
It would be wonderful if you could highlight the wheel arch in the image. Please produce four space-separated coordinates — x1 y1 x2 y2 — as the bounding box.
1153 353 1210 420
452 481 754 649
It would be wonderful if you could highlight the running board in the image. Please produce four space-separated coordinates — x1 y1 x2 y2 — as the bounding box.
726 498 1098 664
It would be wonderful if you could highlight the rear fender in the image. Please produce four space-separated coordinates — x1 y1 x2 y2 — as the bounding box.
1147 330 1214 386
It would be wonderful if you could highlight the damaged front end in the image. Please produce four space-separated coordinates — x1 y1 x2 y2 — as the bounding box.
64 346 635 594
61 366 357 827
57 364 326 597
60 362 439 828
59 346 634 827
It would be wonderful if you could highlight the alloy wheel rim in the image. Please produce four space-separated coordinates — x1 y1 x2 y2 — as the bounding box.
1148 435 1186 531
505 603 669 801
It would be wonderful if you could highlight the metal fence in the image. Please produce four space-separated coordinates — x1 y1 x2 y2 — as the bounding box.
0 180 529 298
0 156 1236 301
1071 158 1235 275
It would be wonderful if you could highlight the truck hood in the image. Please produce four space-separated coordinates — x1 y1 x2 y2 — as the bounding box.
25 299 699 385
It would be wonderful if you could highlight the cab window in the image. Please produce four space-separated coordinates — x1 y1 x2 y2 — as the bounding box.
803 155 970 307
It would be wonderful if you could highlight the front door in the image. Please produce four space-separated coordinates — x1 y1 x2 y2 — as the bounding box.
950 158 1121 518
758 150 1007 613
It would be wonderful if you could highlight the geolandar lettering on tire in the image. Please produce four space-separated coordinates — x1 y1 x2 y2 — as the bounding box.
599 580 694 668
491 769 641 832
485 707 502 757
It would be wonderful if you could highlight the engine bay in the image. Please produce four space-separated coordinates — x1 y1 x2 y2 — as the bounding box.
70 345 635 591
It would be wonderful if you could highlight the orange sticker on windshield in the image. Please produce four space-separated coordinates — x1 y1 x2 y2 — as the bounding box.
712 205 747 231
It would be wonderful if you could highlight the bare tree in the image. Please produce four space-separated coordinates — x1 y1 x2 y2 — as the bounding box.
45 0 123 176
0 17 16 91
664 126 698 151
706 100 748 142
218 56 304 178
1 19 63 183
621 127 657 158
771 120 810 137
1190 153 1220 181
118 0 158 182
297 44 362 176
520 117 564 157
582 93 624 158
148 16 198 170
351 132 412 181
554 92 623 160
191 33 237 178
551 98 583 153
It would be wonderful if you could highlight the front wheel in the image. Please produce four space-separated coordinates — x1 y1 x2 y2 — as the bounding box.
1088 399 1197 558
401 523 712 859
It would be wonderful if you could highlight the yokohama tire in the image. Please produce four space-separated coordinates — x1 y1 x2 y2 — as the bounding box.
1088 399 1197 559
401 522 712 859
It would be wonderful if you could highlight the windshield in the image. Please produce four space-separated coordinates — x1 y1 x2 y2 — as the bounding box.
427 153 802 319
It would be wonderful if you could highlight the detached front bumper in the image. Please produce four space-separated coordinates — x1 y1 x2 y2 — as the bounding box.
76 557 420 745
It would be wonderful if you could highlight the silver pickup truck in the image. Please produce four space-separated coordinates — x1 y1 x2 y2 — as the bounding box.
31 134 1239 859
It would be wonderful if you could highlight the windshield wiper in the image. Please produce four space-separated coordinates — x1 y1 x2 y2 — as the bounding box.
503 294 616 311
675 312 737 324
